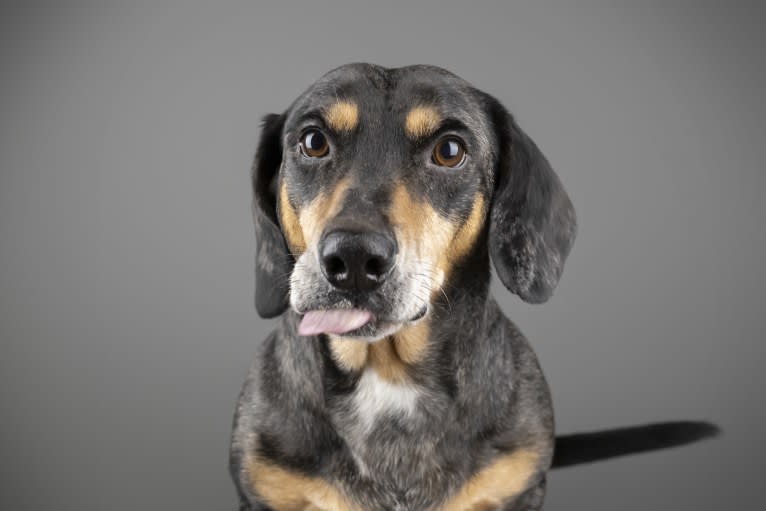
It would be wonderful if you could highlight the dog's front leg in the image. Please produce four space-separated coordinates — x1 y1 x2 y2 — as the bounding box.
502 477 546 511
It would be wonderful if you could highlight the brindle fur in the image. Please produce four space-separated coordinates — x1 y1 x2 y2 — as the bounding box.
231 63 714 511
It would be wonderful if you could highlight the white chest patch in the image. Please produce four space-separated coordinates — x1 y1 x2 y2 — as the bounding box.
352 369 421 434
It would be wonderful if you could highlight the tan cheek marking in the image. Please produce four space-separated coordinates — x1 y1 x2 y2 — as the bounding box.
393 319 431 365
405 106 442 139
392 185 487 281
246 454 361 511
328 319 430 377
443 195 487 269
279 182 306 254
390 184 452 263
328 336 369 372
324 101 359 133
437 449 540 511
390 184 457 292
368 338 410 384
299 177 351 248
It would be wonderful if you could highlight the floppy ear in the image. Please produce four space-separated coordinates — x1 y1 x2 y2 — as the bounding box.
252 113 292 318
487 98 577 303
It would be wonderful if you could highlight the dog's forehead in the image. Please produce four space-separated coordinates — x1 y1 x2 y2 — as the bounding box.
285 63 487 130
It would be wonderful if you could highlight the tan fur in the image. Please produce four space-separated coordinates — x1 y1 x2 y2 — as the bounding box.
246 443 538 511
446 195 486 267
405 106 443 139
328 336 369 371
393 319 431 365
327 320 430 381
279 182 307 254
245 454 361 511
390 184 486 294
298 177 351 248
368 336 411 384
436 448 540 511
279 177 352 255
324 101 359 133
390 183 452 290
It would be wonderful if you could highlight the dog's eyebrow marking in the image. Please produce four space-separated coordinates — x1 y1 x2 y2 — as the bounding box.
323 101 359 133
405 105 442 139
439 448 541 511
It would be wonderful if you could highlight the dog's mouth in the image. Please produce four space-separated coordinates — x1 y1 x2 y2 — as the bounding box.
298 309 373 336
297 306 428 338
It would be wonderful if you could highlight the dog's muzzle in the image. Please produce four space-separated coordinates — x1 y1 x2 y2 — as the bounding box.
291 225 430 340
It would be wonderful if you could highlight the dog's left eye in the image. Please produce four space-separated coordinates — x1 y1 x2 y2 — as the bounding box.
432 137 466 168
300 130 330 158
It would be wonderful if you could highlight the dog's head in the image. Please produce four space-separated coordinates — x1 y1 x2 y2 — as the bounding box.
252 64 575 340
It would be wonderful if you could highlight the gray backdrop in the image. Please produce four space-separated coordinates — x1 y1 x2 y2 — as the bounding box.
1 1 763 510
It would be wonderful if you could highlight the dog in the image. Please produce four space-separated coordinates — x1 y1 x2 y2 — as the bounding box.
230 63 718 511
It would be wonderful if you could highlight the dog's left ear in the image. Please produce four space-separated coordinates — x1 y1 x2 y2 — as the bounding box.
252 113 292 318
486 97 577 303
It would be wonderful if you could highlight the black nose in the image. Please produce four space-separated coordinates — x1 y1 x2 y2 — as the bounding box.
319 230 397 291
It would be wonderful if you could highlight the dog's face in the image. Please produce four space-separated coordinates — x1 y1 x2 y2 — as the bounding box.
252 64 576 340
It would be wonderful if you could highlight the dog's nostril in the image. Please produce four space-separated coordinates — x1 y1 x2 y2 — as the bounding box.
365 256 385 278
323 255 347 277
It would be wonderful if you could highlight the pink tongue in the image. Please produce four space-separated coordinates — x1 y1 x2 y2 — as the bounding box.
298 309 373 336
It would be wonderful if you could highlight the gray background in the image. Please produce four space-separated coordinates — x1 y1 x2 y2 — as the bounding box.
1 1 763 510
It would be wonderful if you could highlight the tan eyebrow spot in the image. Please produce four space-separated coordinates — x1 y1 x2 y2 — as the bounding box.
405 106 442 138
323 101 359 132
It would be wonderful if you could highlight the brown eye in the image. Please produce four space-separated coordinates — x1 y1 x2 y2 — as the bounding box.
300 130 329 158
432 137 466 168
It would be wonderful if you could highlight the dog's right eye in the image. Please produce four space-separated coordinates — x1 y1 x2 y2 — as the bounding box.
300 130 330 158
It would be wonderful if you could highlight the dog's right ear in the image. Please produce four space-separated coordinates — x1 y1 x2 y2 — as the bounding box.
252 113 291 318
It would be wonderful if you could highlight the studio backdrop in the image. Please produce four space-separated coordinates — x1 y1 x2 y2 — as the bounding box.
1 2 763 510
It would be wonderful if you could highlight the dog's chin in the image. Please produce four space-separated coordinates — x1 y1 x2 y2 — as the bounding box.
337 317 415 342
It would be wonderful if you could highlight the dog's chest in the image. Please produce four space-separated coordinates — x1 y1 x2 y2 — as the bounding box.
347 369 421 435
329 368 459 506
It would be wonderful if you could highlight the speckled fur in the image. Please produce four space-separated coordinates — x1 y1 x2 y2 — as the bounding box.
232 64 577 511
